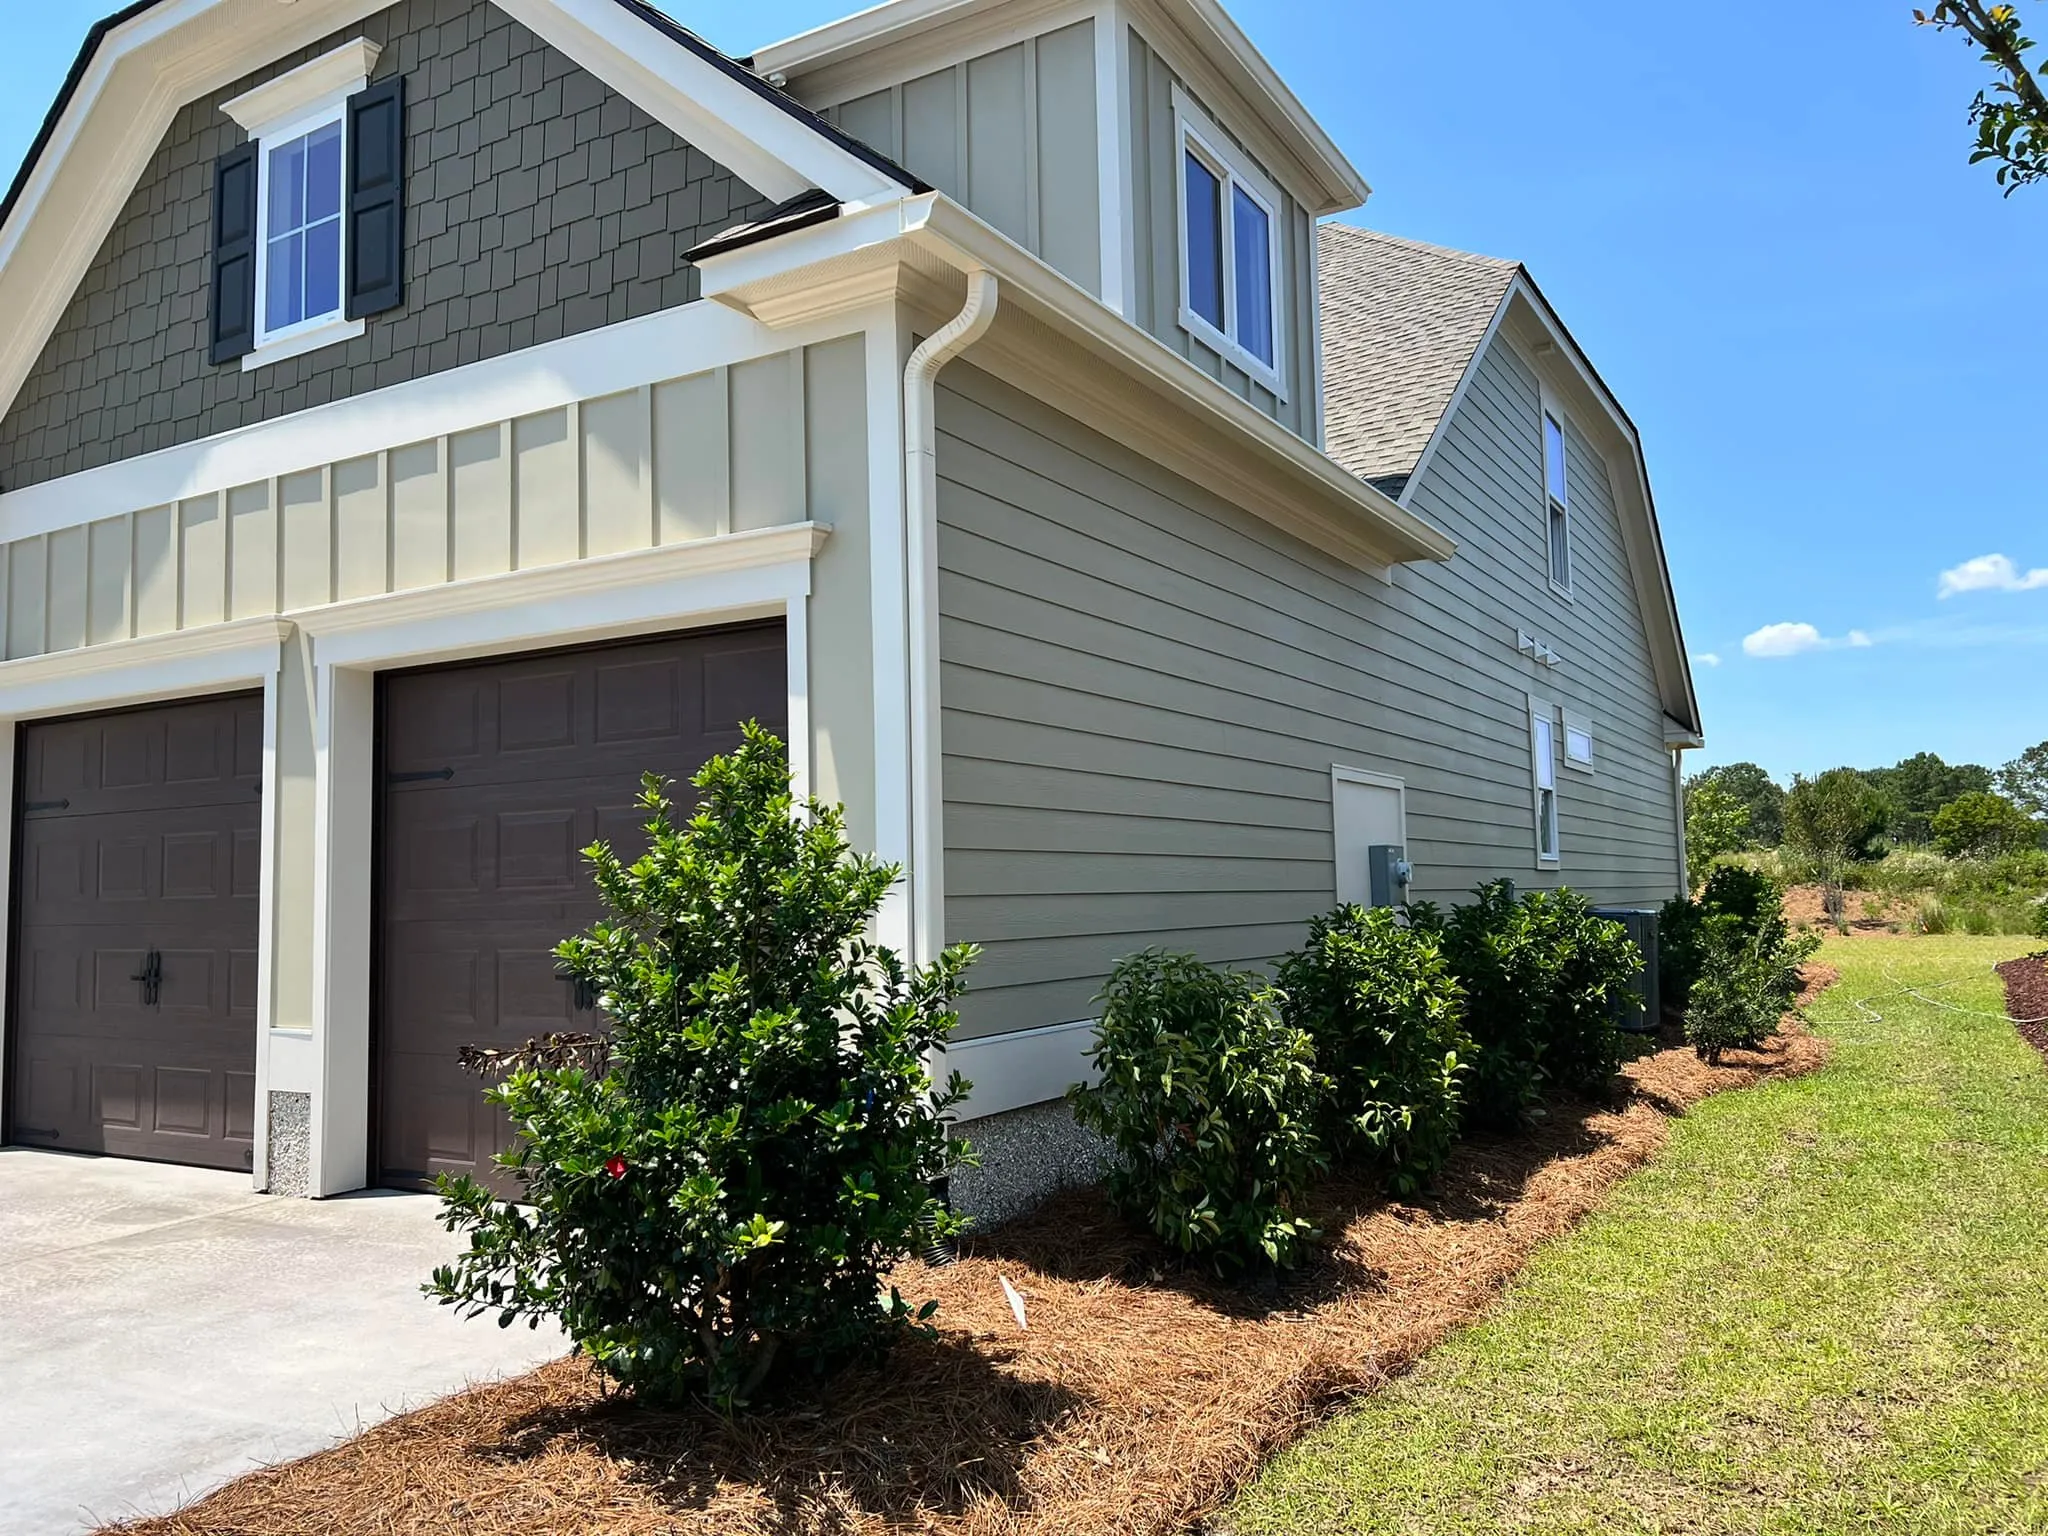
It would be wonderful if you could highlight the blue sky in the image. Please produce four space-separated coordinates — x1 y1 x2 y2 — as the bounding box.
4 1 2045 783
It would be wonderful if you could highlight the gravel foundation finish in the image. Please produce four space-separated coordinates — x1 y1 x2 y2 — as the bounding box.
264 1091 312 1197
950 1097 1106 1226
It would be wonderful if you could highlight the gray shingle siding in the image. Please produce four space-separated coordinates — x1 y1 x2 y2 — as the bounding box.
0 0 773 491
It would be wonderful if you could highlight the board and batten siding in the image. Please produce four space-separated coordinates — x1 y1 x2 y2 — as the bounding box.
818 21 1102 295
0 335 878 844
1124 28 1318 444
936 357 1679 1044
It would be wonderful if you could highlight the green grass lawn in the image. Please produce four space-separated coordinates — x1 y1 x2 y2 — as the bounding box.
1226 936 2048 1536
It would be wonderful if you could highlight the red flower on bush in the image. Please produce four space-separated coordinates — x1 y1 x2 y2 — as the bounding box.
604 1156 628 1180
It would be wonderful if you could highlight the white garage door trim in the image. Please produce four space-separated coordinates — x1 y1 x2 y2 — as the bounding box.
292 522 828 1195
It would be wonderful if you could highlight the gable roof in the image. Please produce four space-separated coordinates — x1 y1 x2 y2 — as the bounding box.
1317 221 1701 737
1317 224 1516 499
0 0 927 429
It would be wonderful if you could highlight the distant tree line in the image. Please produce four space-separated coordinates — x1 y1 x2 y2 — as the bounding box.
1684 740 2048 887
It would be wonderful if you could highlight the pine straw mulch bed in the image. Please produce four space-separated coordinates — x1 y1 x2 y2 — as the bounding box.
112 970 1838 1536
1995 950 2048 1062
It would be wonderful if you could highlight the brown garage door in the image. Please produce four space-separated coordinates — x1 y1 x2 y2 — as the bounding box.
375 624 787 1194
6 696 262 1170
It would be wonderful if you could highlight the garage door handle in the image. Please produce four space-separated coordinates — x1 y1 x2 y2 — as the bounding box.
23 798 69 813
130 948 163 1008
388 768 455 784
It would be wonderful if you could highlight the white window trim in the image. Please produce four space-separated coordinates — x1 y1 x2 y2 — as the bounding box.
222 40 380 372
1529 693 1562 867
1540 382 1575 600
1172 86 1287 399
1562 708 1596 775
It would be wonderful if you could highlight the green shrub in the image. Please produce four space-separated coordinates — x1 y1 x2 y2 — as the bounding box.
1658 892 1707 1018
1277 906 1471 1195
2035 898 2048 940
1684 934 1781 1065
427 727 977 1409
1411 883 1644 1130
1678 872 1817 1064
1932 792 2039 860
1071 952 1327 1272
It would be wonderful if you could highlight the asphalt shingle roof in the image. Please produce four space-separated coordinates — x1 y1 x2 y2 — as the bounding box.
1318 224 1518 499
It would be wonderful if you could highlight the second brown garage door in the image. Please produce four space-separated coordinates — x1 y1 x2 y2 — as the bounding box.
374 624 787 1193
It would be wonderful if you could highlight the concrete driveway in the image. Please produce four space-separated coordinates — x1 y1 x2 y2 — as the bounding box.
0 1150 564 1536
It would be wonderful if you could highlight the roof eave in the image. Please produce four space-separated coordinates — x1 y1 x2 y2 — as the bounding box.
698 192 1455 574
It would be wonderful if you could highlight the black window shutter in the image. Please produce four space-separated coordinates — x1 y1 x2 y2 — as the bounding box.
208 144 259 365
345 75 406 320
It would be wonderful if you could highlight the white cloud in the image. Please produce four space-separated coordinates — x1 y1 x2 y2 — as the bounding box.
1693 652 1722 668
1938 553 2048 598
1742 622 1874 659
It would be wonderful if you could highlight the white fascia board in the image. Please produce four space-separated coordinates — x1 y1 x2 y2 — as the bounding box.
759 0 1093 110
493 0 898 205
703 192 1455 572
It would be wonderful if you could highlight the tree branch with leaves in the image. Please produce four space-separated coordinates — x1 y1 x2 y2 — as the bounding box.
1916 1 2048 190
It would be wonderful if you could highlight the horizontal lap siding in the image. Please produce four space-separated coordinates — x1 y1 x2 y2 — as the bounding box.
937 355 1678 1044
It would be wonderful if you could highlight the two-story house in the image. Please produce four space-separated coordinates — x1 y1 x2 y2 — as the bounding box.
0 0 1699 1220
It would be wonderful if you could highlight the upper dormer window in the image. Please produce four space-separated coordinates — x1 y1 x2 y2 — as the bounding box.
1174 90 1284 395
1542 398 1574 595
213 39 406 371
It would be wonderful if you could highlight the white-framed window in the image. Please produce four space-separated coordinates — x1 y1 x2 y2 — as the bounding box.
257 109 348 344
1541 388 1573 596
1173 88 1285 396
1529 695 1561 865
221 39 379 370
1563 710 1595 774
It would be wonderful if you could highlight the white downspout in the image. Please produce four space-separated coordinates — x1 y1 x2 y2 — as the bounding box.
902 270 999 966
1672 747 1691 896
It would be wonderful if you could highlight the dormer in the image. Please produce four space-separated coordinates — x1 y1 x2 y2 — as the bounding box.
753 0 1369 448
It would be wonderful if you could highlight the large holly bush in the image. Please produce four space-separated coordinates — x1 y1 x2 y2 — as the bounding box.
426 726 977 1409
1411 882 1643 1129
1276 905 1470 1195
1069 950 1328 1272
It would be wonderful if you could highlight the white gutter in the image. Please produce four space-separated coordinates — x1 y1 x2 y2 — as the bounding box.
901 269 999 964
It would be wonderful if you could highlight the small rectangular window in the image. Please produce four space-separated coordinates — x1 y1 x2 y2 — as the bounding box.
1531 699 1561 864
1184 149 1225 332
1563 711 1595 772
1543 409 1572 593
1175 92 1284 394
